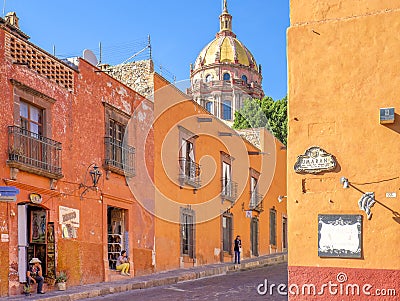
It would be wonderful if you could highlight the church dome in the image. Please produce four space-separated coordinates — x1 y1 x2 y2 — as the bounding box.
194 35 258 72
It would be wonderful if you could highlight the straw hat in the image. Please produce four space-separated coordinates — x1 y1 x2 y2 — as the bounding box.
29 258 41 264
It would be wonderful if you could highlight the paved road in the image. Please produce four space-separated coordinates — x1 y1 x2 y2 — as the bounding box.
88 263 288 301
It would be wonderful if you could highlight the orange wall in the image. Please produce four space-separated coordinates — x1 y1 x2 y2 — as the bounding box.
153 73 287 271
288 1 400 270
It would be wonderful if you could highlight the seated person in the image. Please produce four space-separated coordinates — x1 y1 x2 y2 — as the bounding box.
116 250 130 276
26 258 45 294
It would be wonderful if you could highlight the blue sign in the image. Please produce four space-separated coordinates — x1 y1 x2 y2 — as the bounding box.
0 186 20 197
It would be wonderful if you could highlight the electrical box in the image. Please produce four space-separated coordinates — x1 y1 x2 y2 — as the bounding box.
379 107 395 124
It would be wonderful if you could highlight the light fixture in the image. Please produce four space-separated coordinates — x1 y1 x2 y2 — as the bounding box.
80 163 102 199
89 164 101 187
340 177 349 189
278 195 287 203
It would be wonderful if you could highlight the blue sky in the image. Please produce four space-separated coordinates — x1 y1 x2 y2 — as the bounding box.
3 0 289 100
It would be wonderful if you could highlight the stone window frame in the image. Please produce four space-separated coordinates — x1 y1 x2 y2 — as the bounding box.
103 102 134 177
11 79 55 137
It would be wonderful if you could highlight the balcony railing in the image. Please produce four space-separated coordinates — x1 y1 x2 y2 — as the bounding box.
104 137 135 177
7 125 62 179
249 191 264 212
179 157 201 188
221 178 238 202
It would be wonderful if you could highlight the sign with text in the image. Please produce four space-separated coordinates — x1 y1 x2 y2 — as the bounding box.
59 206 80 227
318 214 362 258
294 146 337 174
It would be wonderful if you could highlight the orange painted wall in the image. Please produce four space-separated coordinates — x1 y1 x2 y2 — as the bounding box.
288 0 400 277
153 73 287 271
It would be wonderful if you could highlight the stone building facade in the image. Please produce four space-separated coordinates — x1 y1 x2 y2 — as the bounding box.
187 0 264 124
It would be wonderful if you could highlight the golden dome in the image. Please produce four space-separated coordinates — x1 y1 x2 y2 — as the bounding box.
194 35 258 72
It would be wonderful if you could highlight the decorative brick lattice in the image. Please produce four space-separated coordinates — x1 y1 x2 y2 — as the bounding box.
5 32 74 91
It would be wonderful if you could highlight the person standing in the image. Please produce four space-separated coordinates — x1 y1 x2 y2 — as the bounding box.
116 250 130 276
26 258 45 294
234 235 242 264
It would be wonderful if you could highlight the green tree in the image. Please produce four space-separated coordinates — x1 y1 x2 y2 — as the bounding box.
233 95 287 145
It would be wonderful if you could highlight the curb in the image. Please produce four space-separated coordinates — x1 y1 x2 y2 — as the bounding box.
3 253 287 301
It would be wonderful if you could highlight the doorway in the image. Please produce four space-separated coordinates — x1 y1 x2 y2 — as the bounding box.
250 217 259 257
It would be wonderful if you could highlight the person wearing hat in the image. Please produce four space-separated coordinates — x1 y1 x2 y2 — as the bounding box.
26 258 45 294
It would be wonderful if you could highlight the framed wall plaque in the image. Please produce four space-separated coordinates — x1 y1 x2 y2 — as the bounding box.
318 214 362 258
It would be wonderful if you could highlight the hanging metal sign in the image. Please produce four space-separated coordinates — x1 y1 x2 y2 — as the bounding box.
294 146 337 174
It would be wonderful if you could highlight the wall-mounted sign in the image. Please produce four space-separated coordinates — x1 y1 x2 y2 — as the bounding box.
379 107 395 124
294 146 337 174
318 214 362 258
386 192 397 198
59 206 80 239
0 186 19 202
59 206 80 227
29 193 42 204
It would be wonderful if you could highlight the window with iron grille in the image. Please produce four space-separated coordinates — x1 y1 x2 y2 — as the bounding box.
104 104 135 176
178 126 200 188
7 82 62 179
270 208 277 246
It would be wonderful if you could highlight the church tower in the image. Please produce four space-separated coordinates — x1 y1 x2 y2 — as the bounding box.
188 0 264 123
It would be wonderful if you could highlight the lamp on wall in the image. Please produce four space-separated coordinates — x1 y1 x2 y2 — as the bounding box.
340 177 349 189
80 163 102 199
278 195 287 203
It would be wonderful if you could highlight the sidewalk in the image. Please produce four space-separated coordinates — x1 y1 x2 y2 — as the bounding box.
3 252 287 301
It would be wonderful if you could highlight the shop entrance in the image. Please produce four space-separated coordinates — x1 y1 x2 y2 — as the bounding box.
107 206 127 270
17 204 55 282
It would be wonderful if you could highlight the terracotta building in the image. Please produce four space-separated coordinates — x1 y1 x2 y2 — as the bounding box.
288 1 400 299
0 13 154 296
188 0 264 123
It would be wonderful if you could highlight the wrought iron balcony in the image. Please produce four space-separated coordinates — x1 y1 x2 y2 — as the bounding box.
249 191 264 212
7 125 62 179
179 157 201 188
221 178 238 202
104 137 135 177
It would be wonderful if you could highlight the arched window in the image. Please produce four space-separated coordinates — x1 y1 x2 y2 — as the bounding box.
222 100 232 120
223 73 230 81
205 101 214 114
241 75 248 84
205 74 213 83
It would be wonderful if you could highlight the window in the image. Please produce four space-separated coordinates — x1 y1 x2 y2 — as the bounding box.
222 214 233 253
221 152 237 202
205 101 214 114
20 101 43 137
222 100 232 120
250 176 258 208
180 207 195 258
241 75 248 84
178 126 200 188
104 103 135 176
249 168 262 212
282 216 287 250
8 81 62 178
109 119 125 168
270 208 277 246
223 73 230 81
205 74 213 82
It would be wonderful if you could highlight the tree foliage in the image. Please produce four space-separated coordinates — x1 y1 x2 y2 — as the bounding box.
233 95 287 145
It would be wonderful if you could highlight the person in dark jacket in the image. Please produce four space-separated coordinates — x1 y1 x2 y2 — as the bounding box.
26 258 45 294
234 235 242 264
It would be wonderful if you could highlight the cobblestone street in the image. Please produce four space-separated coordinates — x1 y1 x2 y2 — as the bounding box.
87 263 288 301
